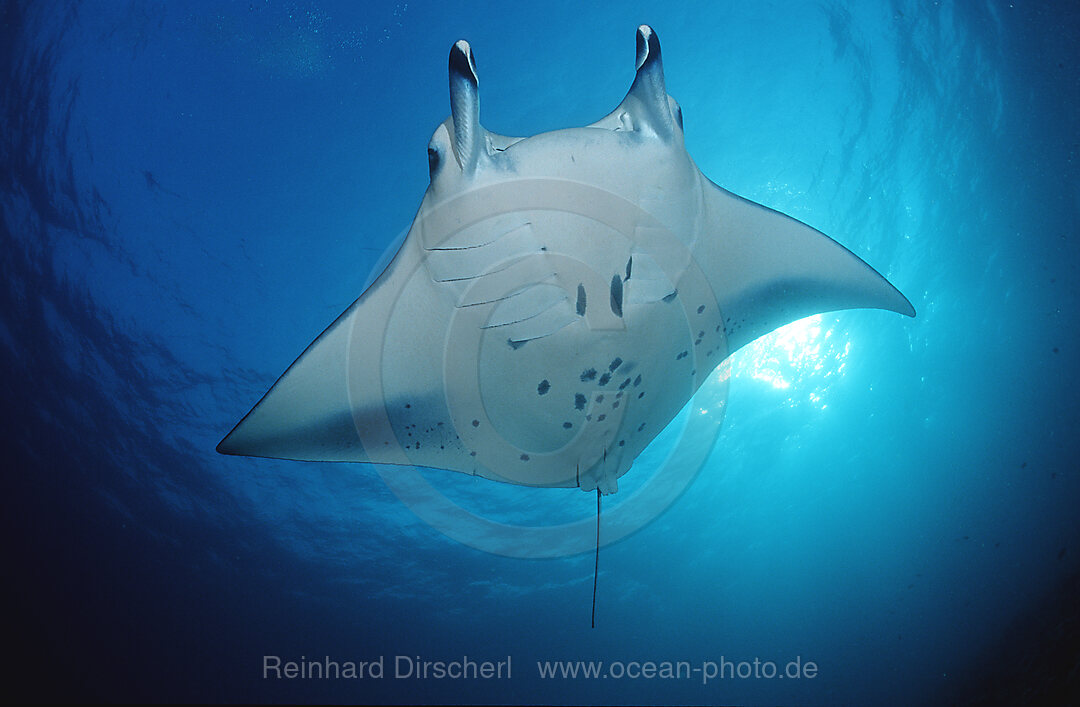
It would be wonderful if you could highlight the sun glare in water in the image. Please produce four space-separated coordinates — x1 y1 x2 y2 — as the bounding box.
728 314 848 409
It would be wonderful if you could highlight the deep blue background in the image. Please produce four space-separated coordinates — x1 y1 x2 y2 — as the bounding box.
2 1 1077 704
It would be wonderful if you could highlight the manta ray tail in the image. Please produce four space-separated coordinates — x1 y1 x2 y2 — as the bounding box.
592 487 601 629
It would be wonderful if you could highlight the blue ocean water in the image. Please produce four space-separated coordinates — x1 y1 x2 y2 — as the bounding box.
2 0 1077 704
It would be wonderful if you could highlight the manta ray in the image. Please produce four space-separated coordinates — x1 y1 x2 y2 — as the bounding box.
218 25 914 497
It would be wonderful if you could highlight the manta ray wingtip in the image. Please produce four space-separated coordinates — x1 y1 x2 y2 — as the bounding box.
897 292 917 318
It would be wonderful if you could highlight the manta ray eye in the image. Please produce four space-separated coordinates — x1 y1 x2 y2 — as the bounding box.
427 145 441 174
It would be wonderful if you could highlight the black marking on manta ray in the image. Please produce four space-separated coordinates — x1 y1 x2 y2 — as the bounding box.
618 377 631 390
676 351 688 360
697 304 705 314
625 257 633 280
508 339 528 350
609 357 623 372
538 379 551 395
575 393 587 410
663 290 678 303
576 283 586 316
598 372 611 386
581 368 597 382
610 275 623 317
563 421 573 429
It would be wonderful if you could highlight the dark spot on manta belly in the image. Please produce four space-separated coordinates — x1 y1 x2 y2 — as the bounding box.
576 283 586 316
472 419 480 427
610 274 623 317
563 421 573 429
676 351 688 360
697 304 705 314
575 393 587 410
537 379 550 395
581 368 597 382
609 357 623 372
599 372 611 386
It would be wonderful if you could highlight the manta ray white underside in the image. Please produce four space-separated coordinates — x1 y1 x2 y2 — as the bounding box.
218 25 914 494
